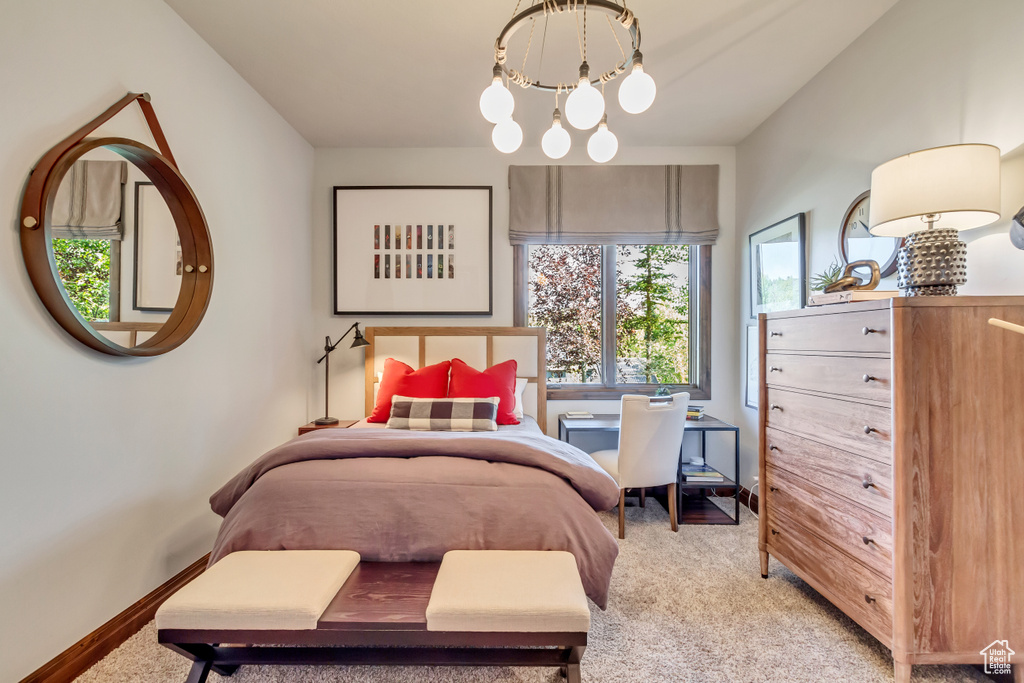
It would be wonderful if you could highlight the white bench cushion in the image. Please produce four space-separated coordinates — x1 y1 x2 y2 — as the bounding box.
425 550 590 633
155 550 359 631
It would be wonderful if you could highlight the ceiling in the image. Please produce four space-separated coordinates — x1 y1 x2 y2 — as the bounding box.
164 0 899 148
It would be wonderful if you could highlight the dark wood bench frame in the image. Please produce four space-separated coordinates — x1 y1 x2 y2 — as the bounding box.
158 561 587 683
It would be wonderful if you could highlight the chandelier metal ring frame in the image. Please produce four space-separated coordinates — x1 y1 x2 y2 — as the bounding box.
482 0 656 162
493 0 641 93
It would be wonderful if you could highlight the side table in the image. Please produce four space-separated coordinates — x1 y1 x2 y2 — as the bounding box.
298 419 358 435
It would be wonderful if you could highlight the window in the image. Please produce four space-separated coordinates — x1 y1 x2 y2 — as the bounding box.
515 244 711 399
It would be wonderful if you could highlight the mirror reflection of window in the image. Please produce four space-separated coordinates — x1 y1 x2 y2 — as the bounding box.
51 159 127 324
847 221 899 265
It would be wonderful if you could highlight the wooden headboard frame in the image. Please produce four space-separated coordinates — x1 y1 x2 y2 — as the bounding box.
364 326 547 433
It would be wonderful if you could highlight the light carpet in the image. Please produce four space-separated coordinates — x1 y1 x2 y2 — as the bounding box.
76 499 986 683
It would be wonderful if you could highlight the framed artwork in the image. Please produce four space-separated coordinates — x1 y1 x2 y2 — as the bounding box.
333 186 492 315
749 213 805 318
745 325 759 410
133 181 181 312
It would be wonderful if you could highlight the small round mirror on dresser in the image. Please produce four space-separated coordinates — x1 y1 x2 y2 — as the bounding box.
839 191 901 278
19 93 213 357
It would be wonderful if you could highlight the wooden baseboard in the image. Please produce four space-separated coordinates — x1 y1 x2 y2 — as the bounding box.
20 553 209 683
739 485 758 513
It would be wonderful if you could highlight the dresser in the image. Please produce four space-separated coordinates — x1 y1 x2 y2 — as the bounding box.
757 297 1024 683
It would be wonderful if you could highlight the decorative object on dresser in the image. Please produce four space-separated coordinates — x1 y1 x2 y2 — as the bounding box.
749 213 806 317
314 322 369 426
333 186 492 315
481 0 655 162
589 393 690 539
822 259 880 293
19 92 214 356
839 191 902 278
757 297 1024 683
868 144 1001 296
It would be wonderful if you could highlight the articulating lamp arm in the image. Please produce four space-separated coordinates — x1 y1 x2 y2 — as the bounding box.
316 322 361 364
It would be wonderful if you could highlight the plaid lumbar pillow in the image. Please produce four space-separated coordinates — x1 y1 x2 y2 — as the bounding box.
386 395 499 432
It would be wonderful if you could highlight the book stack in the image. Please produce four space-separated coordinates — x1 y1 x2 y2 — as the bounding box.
679 463 725 482
686 406 705 421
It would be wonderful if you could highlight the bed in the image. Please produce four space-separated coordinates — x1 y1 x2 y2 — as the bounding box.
206 326 620 607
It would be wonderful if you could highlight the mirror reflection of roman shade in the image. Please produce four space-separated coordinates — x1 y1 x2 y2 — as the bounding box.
51 160 127 240
508 165 719 245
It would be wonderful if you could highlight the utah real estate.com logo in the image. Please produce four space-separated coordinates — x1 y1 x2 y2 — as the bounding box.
980 640 1015 676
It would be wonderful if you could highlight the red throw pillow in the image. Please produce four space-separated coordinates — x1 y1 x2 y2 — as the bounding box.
368 358 451 423
447 358 519 425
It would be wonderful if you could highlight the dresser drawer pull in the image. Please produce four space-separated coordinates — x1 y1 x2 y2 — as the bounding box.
861 477 876 489
862 326 882 335
863 425 877 435
862 536 876 546
862 374 877 383
770 404 783 411
769 366 782 372
864 594 877 604
768 444 779 451
770 331 783 337
770 528 779 536
769 486 778 493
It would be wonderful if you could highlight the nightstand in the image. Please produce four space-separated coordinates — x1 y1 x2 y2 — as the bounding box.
298 419 358 435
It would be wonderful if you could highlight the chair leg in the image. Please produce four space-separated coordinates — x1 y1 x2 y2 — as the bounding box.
639 487 646 507
618 489 625 539
668 482 678 532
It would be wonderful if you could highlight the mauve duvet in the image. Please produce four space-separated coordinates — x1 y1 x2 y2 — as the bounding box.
208 420 620 608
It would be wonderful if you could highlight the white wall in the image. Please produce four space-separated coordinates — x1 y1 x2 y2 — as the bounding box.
734 0 1024 489
0 1 314 679
313 145 740 471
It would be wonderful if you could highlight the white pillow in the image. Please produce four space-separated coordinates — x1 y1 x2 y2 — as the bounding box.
513 378 528 419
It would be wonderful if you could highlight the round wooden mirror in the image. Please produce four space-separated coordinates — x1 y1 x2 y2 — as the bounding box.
19 94 213 356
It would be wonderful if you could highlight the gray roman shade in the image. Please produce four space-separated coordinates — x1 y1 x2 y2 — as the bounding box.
51 160 127 240
508 164 719 245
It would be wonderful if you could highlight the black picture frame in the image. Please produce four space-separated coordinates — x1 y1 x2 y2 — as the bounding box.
132 181 179 313
333 186 493 316
749 213 806 319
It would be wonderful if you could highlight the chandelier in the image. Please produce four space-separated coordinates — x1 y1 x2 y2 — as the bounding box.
481 0 655 162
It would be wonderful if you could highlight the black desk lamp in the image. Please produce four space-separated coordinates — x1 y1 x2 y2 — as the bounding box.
314 322 370 425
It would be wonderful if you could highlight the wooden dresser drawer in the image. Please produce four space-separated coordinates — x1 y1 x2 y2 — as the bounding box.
766 388 891 463
765 308 890 354
766 464 892 578
766 509 893 645
765 353 891 405
765 427 892 518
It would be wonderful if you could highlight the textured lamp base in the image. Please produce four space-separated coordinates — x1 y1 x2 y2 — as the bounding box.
897 228 967 296
313 417 340 425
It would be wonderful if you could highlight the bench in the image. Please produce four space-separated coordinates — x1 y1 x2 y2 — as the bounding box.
156 549 591 683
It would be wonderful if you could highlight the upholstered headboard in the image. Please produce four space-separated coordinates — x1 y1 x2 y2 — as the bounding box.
364 326 547 433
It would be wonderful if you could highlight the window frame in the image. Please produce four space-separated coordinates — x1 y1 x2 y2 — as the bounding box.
514 243 711 400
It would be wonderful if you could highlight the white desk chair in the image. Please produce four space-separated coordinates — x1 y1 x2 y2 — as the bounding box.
590 393 689 539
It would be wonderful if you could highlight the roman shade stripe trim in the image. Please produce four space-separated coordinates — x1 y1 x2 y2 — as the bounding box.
509 164 719 245
51 160 127 240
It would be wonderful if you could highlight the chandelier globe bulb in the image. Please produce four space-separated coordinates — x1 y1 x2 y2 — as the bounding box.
541 108 572 159
564 62 605 130
587 114 618 163
618 51 656 114
480 64 515 124
492 117 523 153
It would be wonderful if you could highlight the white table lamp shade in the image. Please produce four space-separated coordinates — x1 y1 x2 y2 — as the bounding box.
868 144 1001 237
